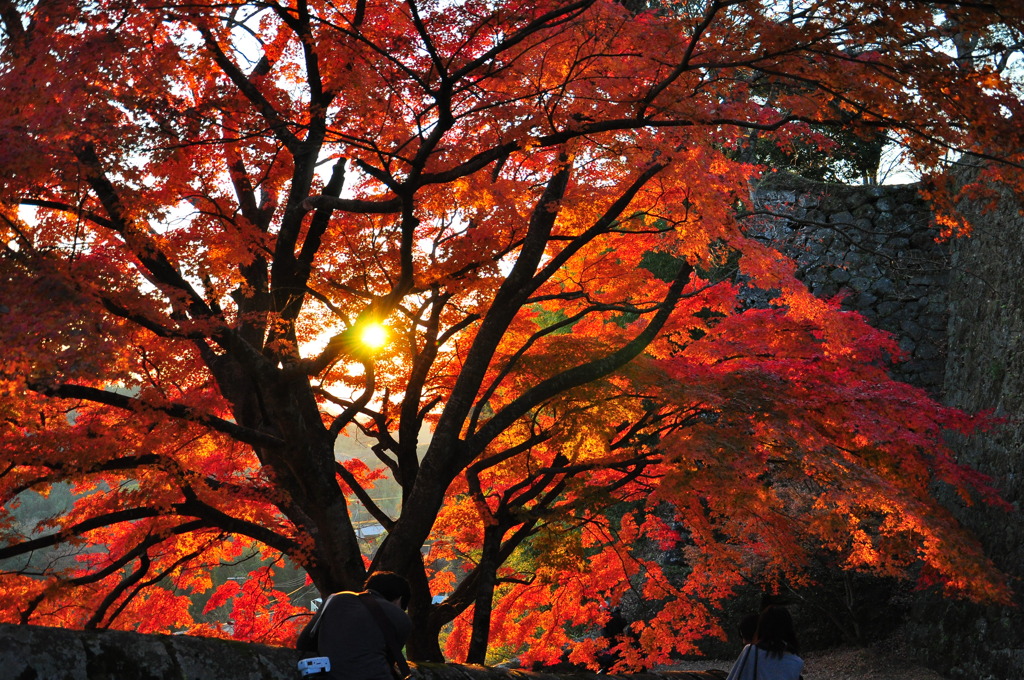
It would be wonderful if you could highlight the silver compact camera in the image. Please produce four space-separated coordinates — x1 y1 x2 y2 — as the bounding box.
297 656 331 676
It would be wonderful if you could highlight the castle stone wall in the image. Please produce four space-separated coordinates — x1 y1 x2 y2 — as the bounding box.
750 171 1023 680
900 171 1024 680
748 174 949 393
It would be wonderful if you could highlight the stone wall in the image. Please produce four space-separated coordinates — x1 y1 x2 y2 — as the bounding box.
749 171 1024 679
748 173 950 393
0 623 298 680
897 171 1024 680
0 623 726 680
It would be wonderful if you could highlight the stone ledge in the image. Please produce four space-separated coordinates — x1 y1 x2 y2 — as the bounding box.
0 624 726 680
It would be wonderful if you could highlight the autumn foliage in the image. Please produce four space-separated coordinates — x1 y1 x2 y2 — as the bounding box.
1 0 1022 667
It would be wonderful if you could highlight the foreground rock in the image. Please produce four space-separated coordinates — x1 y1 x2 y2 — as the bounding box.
0 623 725 680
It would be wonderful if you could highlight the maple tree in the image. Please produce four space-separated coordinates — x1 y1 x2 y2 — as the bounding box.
1 0 1022 667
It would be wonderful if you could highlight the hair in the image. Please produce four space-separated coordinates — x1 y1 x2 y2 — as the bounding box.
738 612 760 645
364 571 411 609
754 606 799 658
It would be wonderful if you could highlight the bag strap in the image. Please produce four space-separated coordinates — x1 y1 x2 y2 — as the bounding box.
296 593 335 651
308 594 336 640
733 644 760 680
358 592 411 680
313 593 337 639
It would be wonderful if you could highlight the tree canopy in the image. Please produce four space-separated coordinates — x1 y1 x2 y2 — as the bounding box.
1 0 1022 667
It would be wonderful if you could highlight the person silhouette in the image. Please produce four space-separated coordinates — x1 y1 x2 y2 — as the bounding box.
298 571 413 680
725 606 803 680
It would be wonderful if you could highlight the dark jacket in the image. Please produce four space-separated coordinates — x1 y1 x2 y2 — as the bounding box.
317 590 413 680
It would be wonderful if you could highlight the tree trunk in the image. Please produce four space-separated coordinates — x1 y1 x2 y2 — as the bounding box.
465 525 502 664
403 555 447 662
406 615 446 663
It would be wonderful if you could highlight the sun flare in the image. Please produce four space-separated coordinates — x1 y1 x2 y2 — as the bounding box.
360 322 389 350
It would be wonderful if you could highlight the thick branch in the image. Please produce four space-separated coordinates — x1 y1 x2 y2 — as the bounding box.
73 142 217 321
637 0 735 114
296 158 348 299
469 161 666 432
18 199 116 229
85 552 151 629
466 259 694 457
0 0 25 46
427 161 572 456
299 195 403 214
197 25 301 152
396 288 450 483
0 507 160 561
334 460 395 531
26 381 282 449
329 361 376 436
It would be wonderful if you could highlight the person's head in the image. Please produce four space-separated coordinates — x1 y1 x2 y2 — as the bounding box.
364 571 411 609
754 606 799 657
738 612 760 645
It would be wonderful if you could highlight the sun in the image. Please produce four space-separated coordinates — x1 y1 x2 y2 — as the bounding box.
359 322 389 351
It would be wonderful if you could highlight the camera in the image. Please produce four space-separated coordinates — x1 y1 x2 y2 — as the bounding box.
297 656 331 676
